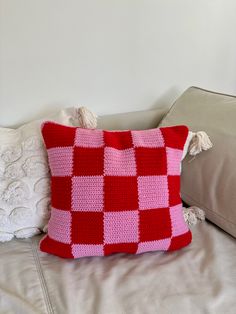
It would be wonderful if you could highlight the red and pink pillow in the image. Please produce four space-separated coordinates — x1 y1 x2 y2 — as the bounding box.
40 122 192 258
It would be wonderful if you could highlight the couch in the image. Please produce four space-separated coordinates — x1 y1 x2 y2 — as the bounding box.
0 108 235 314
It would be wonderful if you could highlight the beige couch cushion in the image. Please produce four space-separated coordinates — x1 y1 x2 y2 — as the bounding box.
159 86 236 238
98 108 167 130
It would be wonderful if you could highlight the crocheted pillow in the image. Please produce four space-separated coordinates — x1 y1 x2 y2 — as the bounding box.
40 122 192 258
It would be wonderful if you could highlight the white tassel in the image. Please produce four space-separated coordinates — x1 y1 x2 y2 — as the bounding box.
183 206 205 226
43 224 48 233
77 106 97 129
188 131 213 156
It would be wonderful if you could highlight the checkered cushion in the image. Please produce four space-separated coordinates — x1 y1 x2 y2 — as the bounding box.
40 122 192 258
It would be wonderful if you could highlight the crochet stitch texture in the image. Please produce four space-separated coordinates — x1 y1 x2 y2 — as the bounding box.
40 122 192 258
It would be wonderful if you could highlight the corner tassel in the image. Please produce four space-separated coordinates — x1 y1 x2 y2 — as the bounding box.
43 224 48 233
188 131 213 156
77 106 97 129
183 206 205 226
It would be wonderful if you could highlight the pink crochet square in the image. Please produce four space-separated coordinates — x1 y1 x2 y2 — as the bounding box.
137 238 171 253
48 208 71 244
104 147 136 176
132 129 165 147
166 148 183 175
138 176 169 209
75 128 104 147
72 176 104 211
104 211 139 243
170 204 189 236
47 147 73 176
72 244 104 258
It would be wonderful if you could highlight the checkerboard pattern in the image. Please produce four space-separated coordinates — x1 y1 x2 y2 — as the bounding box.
40 122 192 258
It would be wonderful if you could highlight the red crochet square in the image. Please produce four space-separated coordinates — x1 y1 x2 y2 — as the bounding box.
104 176 139 211
139 208 172 241
42 122 76 149
135 147 167 176
71 212 104 244
73 147 104 176
40 122 192 259
168 175 181 207
40 237 73 259
168 231 192 251
160 126 188 150
104 130 133 149
51 177 72 211
104 243 138 256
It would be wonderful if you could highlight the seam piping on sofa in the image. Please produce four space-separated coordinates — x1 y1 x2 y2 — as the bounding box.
30 238 54 314
190 86 236 99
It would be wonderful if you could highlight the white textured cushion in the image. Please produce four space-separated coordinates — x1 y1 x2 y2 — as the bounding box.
0 108 83 242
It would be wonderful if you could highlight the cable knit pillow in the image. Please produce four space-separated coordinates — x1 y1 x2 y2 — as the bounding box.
0 107 96 242
40 122 192 258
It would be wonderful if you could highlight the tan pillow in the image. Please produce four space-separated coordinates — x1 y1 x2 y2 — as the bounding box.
159 86 236 238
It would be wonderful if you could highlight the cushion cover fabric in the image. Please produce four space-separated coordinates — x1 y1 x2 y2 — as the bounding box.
0 108 83 242
40 122 191 258
159 86 236 238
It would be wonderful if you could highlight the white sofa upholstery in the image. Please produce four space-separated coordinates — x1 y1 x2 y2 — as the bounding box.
0 108 235 314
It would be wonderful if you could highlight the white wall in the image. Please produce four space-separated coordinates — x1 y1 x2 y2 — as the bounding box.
1 0 236 126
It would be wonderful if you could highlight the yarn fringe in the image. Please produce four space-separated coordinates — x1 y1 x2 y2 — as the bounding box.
43 224 48 233
183 206 205 226
188 131 213 156
77 106 97 129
